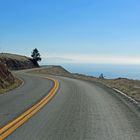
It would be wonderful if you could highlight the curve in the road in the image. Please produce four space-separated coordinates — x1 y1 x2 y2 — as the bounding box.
7 76 140 140
0 76 59 140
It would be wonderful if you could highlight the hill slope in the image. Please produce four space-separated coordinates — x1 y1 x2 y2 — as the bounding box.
34 66 71 76
0 53 39 70
0 63 14 89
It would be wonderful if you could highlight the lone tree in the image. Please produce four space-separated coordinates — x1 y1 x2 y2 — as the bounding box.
31 48 41 66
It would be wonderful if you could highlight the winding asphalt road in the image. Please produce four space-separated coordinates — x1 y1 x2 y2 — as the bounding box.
0 70 140 140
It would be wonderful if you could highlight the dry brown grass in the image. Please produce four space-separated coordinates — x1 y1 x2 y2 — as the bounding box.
97 78 140 102
32 66 71 77
0 53 30 61
0 78 23 94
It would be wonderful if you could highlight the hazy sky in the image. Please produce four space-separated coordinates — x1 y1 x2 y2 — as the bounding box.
0 0 140 64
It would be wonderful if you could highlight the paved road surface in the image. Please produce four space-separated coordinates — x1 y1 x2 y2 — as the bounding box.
1 71 140 140
0 71 53 128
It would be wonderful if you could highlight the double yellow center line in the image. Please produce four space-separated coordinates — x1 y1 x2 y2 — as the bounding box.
0 77 59 140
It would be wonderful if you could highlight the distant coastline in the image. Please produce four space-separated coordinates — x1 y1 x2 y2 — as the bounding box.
56 64 140 80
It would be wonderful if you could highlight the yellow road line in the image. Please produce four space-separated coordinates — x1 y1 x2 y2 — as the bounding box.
0 77 59 140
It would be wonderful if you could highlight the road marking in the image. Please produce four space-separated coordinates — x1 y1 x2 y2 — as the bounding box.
0 77 59 140
113 88 140 106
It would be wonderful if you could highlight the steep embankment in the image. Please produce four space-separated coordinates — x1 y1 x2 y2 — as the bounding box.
0 53 39 70
0 63 22 93
0 63 14 88
0 53 38 93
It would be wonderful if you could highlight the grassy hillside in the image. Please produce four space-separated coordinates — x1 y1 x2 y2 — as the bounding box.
34 66 71 76
0 53 39 70
0 63 22 93
0 53 36 93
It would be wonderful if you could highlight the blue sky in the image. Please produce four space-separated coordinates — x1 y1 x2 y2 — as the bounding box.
0 0 140 64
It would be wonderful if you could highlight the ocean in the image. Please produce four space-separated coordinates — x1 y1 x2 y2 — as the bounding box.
60 64 140 80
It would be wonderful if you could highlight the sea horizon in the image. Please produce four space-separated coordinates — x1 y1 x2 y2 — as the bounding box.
42 64 140 80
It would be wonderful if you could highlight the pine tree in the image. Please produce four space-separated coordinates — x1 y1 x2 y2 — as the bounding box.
31 48 41 62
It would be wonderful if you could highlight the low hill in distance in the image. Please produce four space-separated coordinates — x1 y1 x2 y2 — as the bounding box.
0 53 39 70
36 65 71 76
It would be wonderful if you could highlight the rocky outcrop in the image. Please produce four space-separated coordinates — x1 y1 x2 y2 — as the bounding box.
0 53 39 70
0 63 15 89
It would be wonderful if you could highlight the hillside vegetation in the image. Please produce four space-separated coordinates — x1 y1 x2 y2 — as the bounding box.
34 66 71 76
0 63 14 88
0 63 22 93
0 53 39 70
0 53 38 93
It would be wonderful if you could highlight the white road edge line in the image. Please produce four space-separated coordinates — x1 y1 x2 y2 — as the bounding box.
113 88 140 107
